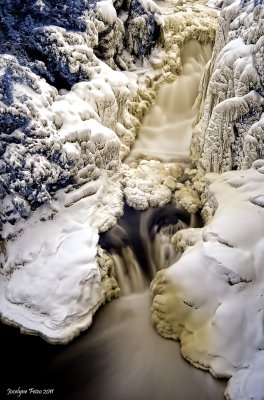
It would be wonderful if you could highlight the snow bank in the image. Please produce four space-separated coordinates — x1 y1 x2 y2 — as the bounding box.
151 160 264 400
0 172 122 343
1 187 101 343
0 66 123 342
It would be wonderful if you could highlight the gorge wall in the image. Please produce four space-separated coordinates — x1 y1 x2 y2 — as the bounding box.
191 0 264 172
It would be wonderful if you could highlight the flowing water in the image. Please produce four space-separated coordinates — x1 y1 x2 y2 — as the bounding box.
1 40 227 400
125 40 212 163
47 291 226 400
99 203 192 295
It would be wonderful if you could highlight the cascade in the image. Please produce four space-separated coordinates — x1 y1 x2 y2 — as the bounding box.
103 40 212 297
125 40 212 163
99 203 191 295
111 249 146 296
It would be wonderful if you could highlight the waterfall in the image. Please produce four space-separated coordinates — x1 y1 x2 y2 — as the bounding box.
125 40 212 163
99 203 192 295
111 248 146 296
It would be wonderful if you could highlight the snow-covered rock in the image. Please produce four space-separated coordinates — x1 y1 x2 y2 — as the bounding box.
1 183 103 343
122 160 182 210
191 0 264 172
151 160 264 400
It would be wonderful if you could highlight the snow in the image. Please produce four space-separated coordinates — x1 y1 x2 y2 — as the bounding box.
0 0 217 343
1 191 101 343
0 60 127 341
96 0 117 26
0 171 122 343
139 0 164 26
151 162 264 400
1 0 155 341
142 5 264 397
191 0 264 172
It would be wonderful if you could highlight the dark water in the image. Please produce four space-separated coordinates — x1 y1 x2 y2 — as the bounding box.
99 203 192 283
0 292 226 400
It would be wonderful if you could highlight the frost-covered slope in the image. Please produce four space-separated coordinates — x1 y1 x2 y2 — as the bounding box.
0 0 162 342
0 0 163 226
191 0 264 172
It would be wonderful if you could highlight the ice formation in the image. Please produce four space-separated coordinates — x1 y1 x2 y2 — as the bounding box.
0 0 163 342
191 0 264 173
123 0 217 210
122 160 182 209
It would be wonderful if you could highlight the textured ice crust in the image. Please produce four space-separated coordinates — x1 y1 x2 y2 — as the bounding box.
191 0 264 173
151 162 264 400
122 160 182 210
0 0 163 225
0 0 162 342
